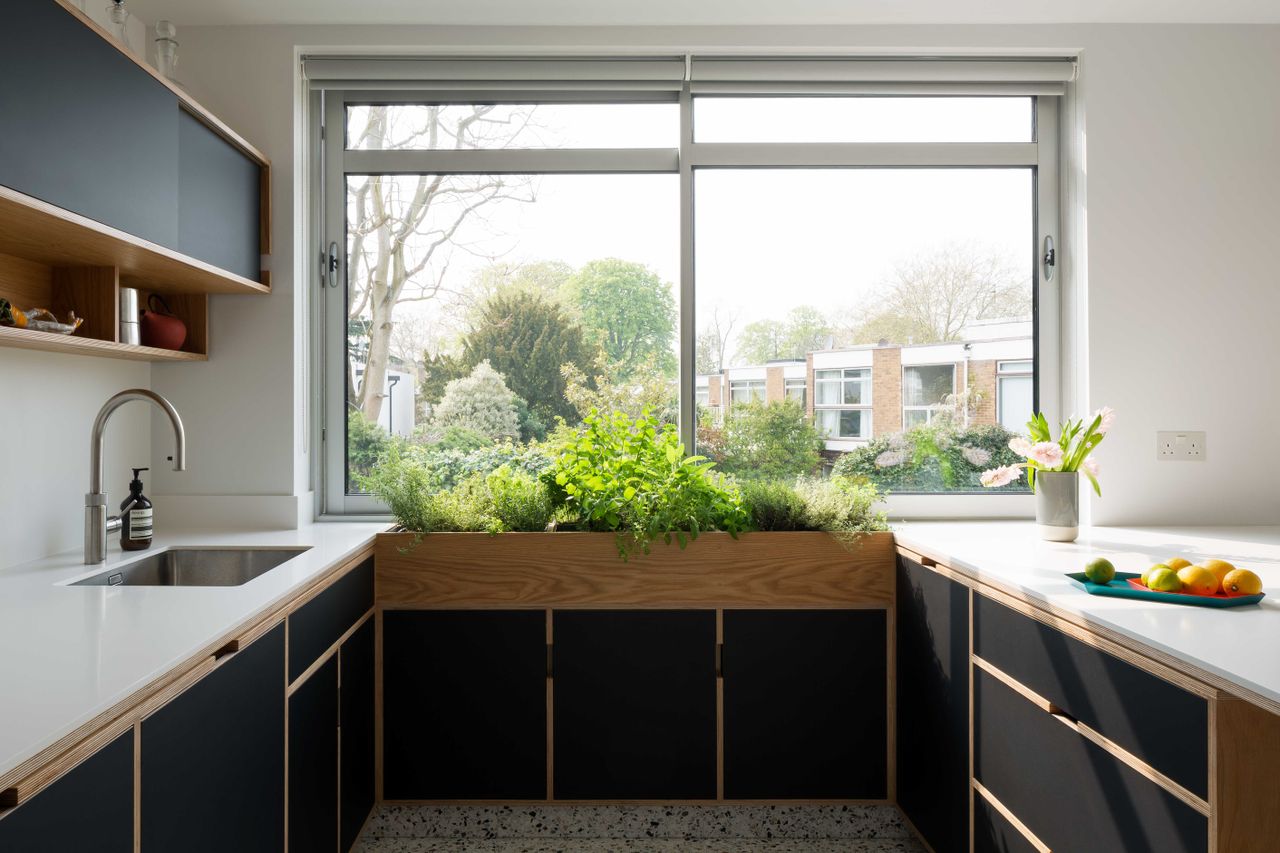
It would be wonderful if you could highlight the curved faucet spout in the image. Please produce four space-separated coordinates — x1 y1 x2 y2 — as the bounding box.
85 389 186 563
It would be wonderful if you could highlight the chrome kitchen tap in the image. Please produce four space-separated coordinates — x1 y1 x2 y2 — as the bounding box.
85 389 186 564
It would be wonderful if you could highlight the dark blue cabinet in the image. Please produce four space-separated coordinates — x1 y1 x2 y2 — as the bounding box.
289 656 339 853
0 729 133 853
179 110 262 281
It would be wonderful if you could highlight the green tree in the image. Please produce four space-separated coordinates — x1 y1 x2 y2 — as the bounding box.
462 291 597 426
561 355 678 424
735 319 787 364
418 350 469 406
429 361 521 441
459 260 575 330
717 400 824 481
561 258 676 377
781 305 832 356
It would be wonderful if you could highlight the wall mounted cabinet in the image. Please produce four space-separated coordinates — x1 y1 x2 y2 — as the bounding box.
0 0 270 363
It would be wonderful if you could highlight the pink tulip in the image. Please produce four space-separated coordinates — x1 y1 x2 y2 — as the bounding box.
1028 442 1065 469
981 465 1024 488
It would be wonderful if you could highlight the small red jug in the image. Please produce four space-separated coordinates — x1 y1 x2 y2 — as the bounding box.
140 294 187 351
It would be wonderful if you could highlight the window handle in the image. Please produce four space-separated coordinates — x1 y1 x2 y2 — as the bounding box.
1043 235 1056 282
323 241 340 288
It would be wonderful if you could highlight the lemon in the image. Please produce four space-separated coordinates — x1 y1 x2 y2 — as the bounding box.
1165 557 1193 571
1222 569 1263 597
1178 565 1219 596
1200 559 1236 592
1141 563 1171 587
1084 557 1116 585
1147 567 1183 593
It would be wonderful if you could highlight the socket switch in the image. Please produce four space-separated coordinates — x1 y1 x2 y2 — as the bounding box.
1157 431 1206 461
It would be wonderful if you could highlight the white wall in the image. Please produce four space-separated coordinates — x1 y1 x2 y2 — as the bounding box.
160 21 1280 527
0 351 150 568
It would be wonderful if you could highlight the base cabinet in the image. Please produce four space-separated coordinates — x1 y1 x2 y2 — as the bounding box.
553 610 717 800
896 557 969 851
0 729 134 853
340 618 377 849
383 610 548 799
289 656 339 853
140 623 286 853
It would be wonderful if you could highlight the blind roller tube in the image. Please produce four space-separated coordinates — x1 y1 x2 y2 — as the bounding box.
303 57 687 91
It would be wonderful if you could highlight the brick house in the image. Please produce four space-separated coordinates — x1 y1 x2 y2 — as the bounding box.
697 320 1033 454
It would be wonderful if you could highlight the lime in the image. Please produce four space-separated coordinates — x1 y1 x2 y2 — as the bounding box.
1147 567 1183 593
1084 557 1116 585
1141 563 1170 587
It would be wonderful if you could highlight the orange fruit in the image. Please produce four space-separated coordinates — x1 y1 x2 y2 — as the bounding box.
1222 569 1262 597
1178 565 1219 596
1165 557 1193 571
1200 559 1236 592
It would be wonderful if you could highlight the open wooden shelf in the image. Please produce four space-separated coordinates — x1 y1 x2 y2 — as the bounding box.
0 186 268 297
0 324 207 362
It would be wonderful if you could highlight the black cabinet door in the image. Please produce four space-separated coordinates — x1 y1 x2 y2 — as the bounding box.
178 110 262 281
897 557 969 852
553 610 717 800
141 623 285 853
383 610 547 799
340 618 376 851
0 3 179 248
0 729 133 853
289 656 338 853
289 558 374 683
723 609 887 799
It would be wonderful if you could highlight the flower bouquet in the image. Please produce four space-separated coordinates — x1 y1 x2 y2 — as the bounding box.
980 407 1114 495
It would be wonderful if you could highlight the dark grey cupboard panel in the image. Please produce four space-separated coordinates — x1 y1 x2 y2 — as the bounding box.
974 666 1207 853
973 592 1208 799
0 3 179 247
140 623 285 853
896 558 969 852
0 729 133 853
178 109 261 281
289 655 339 853
383 610 547 799
553 610 717 800
723 609 887 799
340 618 376 851
973 793 1040 853
289 558 374 682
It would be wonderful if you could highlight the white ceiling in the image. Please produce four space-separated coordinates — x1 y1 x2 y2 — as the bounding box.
123 0 1280 28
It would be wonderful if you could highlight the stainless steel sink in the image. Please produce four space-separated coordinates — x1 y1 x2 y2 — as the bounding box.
71 547 311 587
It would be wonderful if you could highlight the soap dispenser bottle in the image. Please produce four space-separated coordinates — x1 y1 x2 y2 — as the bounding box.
120 467 154 551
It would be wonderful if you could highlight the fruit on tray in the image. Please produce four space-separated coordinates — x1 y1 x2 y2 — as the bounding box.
1223 569 1263 597
1165 557 1192 571
1200 559 1235 590
1084 557 1116 584
1146 566 1183 593
1141 563 1171 586
1177 565 1220 596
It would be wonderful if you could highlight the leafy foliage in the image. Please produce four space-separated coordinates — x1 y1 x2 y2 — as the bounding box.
739 479 810 531
733 305 832 365
561 259 677 377
400 439 555 491
833 422 1026 492
707 400 824 481
544 410 750 558
791 477 890 537
561 355 678 425
462 291 597 426
429 360 521 441
347 409 394 482
417 350 470 407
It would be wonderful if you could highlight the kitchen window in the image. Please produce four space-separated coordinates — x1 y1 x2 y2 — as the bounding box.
311 55 1065 514
997 360 1034 432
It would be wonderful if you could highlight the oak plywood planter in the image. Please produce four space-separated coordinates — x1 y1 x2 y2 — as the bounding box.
374 530 896 609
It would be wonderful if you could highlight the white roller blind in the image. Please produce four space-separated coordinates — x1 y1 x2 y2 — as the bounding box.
302 56 687 91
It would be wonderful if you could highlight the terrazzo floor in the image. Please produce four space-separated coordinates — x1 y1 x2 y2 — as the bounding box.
355 805 928 852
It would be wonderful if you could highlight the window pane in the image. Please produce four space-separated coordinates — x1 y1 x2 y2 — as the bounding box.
903 364 955 407
347 103 679 150
345 170 677 494
694 97 1032 143
695 167 1032 492
998 375 1034 432
999 359 1033 373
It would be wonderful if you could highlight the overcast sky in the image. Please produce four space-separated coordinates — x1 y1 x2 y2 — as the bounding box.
348 99 1034 362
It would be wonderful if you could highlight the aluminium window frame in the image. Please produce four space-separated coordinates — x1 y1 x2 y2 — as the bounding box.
901 362 959 428
813 367 872 441
313 79 1061 518
728 378 767 405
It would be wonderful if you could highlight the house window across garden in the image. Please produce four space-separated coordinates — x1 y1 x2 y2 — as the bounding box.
314 56 1064 513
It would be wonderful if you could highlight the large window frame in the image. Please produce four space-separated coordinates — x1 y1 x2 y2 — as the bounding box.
814 368 872 441
313 62 1062 517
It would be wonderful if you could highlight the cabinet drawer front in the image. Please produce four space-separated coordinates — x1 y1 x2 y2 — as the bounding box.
974 667 1207 853
288 557 373 682
974 790 1042 853
973 592 1208 798
725 608 887 799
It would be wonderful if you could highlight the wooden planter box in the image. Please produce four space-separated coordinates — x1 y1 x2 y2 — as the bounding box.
374 530 895 609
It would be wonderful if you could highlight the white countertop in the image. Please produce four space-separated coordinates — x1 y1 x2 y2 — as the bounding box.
895 521 1280 712
0 522 386 783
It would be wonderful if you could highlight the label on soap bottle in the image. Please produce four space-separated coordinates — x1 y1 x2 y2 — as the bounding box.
129 508 153 540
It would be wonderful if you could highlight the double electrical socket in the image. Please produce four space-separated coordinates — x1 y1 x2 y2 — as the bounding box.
1157 431 1206 461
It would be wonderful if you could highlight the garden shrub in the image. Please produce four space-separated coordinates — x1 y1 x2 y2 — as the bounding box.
833 422 1026 493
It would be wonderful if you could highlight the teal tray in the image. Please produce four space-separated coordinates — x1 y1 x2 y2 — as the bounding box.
1065 571 1266 608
